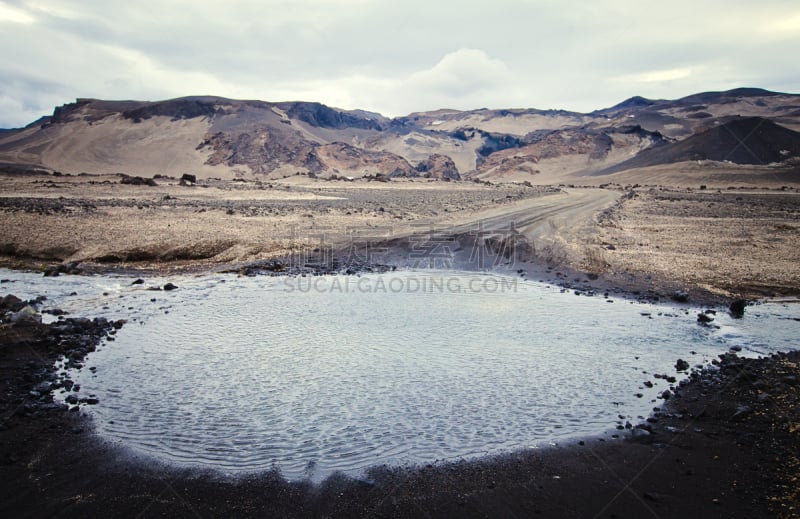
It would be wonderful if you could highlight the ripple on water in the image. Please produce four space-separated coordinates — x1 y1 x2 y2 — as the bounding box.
3 269 797 481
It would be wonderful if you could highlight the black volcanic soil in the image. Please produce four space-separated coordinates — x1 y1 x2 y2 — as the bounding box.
1 300 798 518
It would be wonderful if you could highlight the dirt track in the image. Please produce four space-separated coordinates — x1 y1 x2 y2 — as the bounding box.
1 171 799 301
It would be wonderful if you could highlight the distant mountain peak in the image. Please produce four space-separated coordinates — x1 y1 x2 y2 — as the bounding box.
598 96 656 113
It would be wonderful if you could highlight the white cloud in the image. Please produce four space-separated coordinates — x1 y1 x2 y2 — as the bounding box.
406 49 509 97
761 12 800 34
0 2 35 23
0 0 797 127
617 67 696 84
258 49 517 116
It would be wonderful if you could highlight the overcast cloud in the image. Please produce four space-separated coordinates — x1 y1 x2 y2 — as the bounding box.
0 0 798 127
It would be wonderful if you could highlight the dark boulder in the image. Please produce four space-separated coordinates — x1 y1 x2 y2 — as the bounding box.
675 359 690 371
415 154 461 180
671 290 689 303
0 294 25 312
697 313 714 324
120 174 157 187
729 299 747 318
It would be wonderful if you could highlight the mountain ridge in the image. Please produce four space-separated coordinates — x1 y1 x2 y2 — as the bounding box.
1 88 799 182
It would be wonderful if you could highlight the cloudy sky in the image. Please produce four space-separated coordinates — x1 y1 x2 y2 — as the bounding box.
0 0 798 127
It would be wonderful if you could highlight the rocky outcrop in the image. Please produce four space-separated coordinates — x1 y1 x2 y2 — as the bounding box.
279 102 387 131
315 143 416 177
122 99 218 123
202 129 324 174
415 154 461 180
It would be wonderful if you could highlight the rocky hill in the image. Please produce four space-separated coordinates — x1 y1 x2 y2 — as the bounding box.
597 117 800 175
0 88 798 182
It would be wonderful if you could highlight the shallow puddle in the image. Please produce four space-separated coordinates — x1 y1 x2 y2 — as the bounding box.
2 269 798 481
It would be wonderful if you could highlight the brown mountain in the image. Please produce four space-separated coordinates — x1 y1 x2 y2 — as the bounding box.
0 88 798 182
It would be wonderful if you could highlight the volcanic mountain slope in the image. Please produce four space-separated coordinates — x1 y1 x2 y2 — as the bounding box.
473 125 666 182
0 88 799 182
596 117 800 175
0 97 419 179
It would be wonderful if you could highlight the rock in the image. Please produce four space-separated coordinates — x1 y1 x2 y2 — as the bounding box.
10 305 41 326
163 282 178 291
697 313 714 324
732 405 752 419
643 381 654 388
671 290 689 303
0 294 24 312
131 278 145 285
72 317 92 329
65 394 79 405
120 174 157 186
63 262 83 275
661 390 672 400
676 359 690 371
631 428 652 440
94 317 110 328
729 299 747 318
181 173 197 184
43 265 61 277
415 154 461 180
34 381 52 393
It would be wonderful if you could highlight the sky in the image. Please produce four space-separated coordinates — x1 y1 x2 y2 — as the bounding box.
0 0 798 128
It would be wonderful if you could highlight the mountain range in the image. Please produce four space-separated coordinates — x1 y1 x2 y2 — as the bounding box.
1 88 799 183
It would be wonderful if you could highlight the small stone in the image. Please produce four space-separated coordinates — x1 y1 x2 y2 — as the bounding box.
671 290 689 303
697 313 714 324
10 306 41 326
